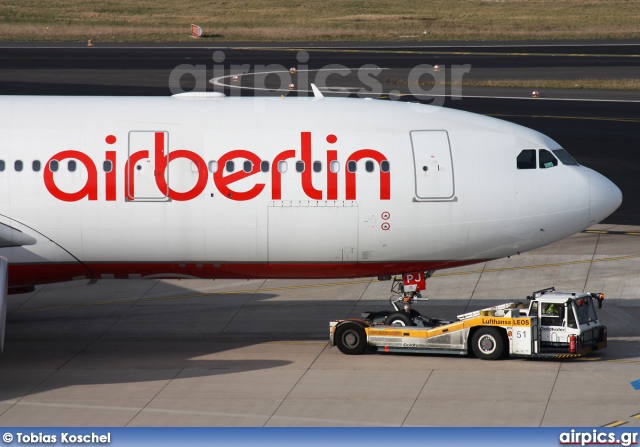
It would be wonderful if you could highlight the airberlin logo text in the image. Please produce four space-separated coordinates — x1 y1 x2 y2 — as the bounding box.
43 131 390 202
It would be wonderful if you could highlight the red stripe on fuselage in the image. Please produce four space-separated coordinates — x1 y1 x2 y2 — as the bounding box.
7 260 488 288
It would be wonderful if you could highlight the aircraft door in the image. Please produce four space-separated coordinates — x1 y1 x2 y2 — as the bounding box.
410 130 455 200
127 131 170 201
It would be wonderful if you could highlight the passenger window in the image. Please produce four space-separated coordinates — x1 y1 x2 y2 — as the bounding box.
278 161 288 173
539 149 558 169
260 160 270 172
15 160 23 172
381 160 390 173
313 161 322 173
32 160 41 172
243 161 252 173
330 161 340 173
296 161 305 173
365 160 374 173
347 160 357 173
208 161 218 173
68 160 76 172
225 161 235 172
0 160 4 171
50 160 59 172
103 160 112 173
517 150 536 170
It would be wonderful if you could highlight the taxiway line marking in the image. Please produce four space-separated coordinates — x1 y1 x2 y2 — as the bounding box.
232 46 640 59
490 114 640 124
602 420 628 427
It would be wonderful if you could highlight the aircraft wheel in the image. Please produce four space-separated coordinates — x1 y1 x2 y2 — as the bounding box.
384 311 415 327
471 327 504 360
335 324 367 355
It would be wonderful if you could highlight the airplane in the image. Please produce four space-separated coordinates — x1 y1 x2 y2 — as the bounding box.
0 92 622 351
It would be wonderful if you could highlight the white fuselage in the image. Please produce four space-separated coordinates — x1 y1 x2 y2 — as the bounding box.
0 96 622 288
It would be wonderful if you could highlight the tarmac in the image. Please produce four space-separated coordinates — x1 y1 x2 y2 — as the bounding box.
1 223 639 427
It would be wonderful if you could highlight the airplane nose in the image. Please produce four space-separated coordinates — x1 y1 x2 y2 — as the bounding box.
588 168 622 225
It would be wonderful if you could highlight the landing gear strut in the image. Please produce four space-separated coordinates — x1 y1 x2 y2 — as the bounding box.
372 271 437 327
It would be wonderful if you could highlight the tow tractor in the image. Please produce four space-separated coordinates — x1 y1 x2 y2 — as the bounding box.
329 272 607 360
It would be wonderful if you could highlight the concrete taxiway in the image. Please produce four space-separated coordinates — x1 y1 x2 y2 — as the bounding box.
1 224 639 427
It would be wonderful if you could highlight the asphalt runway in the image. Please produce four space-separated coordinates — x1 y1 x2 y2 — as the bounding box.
0 43 639 427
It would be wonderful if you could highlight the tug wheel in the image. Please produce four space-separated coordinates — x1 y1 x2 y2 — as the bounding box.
471 327 504 360
335 324 367 355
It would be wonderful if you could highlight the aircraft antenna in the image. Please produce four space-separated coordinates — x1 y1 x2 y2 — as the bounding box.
310 83 324 98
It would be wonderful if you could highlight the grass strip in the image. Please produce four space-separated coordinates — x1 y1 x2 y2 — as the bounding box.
2 0 640 42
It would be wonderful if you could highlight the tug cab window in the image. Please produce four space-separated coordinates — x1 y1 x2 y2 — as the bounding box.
517 150 536 169
539 149 558 169
541 302 565 327
574 298 598 325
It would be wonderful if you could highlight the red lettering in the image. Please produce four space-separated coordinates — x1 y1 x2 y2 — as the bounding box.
44 150 98 202
301 132 322 200
45 131 390 203
271 149 295 200
153 132 208 201
105 151 116 201
326 134 338 200
346 149 390 200
213 150 265 201
327 149 338 200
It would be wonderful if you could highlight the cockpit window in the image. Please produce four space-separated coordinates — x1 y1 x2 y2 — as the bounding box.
539 149 558 169
552 148 579 166
517 150 536 170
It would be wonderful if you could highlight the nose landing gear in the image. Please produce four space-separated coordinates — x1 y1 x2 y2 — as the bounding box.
362 271 438 327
